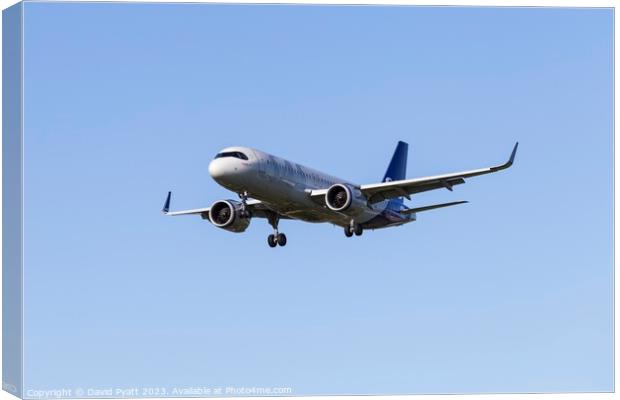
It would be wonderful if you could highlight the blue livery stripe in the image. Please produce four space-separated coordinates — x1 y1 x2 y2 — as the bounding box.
383 141 408 209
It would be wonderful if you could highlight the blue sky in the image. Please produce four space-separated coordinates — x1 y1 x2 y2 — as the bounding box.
22 3 612 395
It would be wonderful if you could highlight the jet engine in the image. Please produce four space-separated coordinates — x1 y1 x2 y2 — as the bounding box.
325 184 368 216
208 200 251 233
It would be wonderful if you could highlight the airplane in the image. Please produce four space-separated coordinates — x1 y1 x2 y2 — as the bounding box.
163 141 518 247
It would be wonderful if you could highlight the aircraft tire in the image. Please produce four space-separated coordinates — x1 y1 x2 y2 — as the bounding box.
277 233 287 246
354 224 363 236
267 234 277 248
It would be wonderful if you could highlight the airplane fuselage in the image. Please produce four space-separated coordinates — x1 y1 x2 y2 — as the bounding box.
208 146 412 229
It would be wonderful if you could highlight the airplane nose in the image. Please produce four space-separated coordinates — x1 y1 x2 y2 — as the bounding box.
209 155 253 187
208 159 226 180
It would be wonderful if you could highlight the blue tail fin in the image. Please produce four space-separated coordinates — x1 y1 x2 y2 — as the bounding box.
383 141 408 207
383 141 408 182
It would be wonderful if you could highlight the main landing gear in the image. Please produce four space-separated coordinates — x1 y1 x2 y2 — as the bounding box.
344 221 363 238
267 232 287 248
267 212 287 248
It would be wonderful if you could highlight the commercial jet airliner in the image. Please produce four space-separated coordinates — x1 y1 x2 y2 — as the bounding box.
163 141 518 247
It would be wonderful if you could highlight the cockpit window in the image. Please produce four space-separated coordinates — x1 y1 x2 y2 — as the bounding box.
214 151 249 160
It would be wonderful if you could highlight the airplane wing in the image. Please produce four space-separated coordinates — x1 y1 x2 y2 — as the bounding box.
161 192 289 219
310 142 518 205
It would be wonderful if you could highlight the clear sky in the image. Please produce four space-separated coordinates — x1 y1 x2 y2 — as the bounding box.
22 2 612 395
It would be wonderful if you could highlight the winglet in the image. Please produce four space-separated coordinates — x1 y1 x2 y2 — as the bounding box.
162 191 172 214
508 142 519 166
491 142 519 171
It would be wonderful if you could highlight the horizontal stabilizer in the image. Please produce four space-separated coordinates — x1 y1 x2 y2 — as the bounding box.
400 200 468 215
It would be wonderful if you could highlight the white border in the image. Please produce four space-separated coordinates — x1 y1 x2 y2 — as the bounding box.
0 1 615 400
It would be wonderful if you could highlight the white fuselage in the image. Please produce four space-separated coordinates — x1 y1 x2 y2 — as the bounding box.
208 146 410 228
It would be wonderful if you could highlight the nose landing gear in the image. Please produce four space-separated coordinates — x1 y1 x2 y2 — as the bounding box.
238 191 251 218
267 212 287 248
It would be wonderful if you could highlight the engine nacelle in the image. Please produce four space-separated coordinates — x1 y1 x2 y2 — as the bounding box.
325 184 368 216
208 200 251 233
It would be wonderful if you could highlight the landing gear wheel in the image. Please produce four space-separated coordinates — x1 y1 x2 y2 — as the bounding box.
267 234 277 248
267 212 286 248
277 233 287 247
354 224 363 236
344 226 354 237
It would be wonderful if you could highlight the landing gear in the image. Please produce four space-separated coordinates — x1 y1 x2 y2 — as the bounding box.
238 191 250 218
267 212 287 248
344 221 363 237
